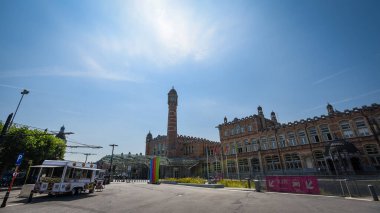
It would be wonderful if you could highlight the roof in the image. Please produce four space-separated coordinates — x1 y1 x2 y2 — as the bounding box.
168 87 177 95
42 160 97 169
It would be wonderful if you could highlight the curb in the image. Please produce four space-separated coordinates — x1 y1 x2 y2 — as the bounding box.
161 182 224 188
0 186 22 192
178 183 224 188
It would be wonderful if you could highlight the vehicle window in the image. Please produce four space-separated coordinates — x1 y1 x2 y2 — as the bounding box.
40 167 53 178
52 167 64 178
25 167 40 184
65 168 74 180
74 169 82 179
82 170 88 178
86 170 92 179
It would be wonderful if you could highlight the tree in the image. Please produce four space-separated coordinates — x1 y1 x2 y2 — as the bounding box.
0 123 66 174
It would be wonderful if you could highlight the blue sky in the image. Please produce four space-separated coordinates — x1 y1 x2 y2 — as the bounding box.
1 0 379 162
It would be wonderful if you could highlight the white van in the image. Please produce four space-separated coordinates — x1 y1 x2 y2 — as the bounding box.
22 160 105 196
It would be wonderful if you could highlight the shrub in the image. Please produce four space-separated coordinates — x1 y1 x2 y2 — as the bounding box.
217 179 254 188
162 177 206 184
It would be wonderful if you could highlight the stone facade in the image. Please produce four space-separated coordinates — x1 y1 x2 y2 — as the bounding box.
217 103 380 178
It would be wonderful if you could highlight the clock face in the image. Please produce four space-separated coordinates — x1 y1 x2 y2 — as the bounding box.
170 96 176 102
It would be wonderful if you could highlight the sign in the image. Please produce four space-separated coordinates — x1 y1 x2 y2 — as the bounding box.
15 153 24 166
266 176 320 194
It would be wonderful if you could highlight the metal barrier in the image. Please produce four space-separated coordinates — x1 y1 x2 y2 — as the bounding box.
318 179 380 198
123 179 149 183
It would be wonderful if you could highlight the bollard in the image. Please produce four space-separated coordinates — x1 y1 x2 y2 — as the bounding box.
254 180 261 192
28 190 34 203
1 192 10 208
368 185 379 201
245 178 251 189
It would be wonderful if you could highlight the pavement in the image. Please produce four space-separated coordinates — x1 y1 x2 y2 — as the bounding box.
0 186 22 192
0 182 379 213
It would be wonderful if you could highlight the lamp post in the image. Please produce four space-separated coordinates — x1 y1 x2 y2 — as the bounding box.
9 89 29 128
109 144 118 182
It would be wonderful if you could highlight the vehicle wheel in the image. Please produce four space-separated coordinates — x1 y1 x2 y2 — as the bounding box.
71 188 78 196
89 189 94 193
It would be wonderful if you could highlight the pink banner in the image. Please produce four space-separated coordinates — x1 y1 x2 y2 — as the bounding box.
266 176 320 194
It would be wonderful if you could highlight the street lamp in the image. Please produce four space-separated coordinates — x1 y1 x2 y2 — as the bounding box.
9 89 29 128
109 144 118 182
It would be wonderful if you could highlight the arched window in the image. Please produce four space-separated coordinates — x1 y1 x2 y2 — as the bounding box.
265 155 281 171
269 136 277 149
251 158 260 172
340 120 354 138
260 137 268 150
251 138 258 151
298 130 308 145
376 115 380 132
236 125 241 134
238 158 249 172
355 118 370 136
287 132 297 146
244 139 250 152
313 150 327 170
364 144 380 168
284 153 302 169
278 134 286 147
319 124 332 141
364 144 379 154
308 127 320 143
213 161 221 172
231 143 236 154
237 141 243 153
227 160 236 173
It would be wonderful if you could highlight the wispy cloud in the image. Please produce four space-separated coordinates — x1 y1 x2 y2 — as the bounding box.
1 1 225 81
0 83 52 95
312 70 347 85
0 56 144 82
299 88 380 114
57 53 144 82
94 0 221 67
0 83 25 90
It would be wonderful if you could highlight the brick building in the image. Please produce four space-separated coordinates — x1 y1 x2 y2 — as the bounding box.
144 87 380 179
217 103 380 178
145 88 220 178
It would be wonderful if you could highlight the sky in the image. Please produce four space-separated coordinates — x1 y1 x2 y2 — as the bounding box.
1 0 379 163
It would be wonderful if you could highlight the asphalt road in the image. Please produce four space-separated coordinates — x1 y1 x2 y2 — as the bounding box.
1 182 379 213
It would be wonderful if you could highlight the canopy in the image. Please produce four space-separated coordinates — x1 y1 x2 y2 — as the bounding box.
324 138 359 155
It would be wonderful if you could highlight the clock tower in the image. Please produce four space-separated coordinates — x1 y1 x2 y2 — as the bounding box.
167 87 178 157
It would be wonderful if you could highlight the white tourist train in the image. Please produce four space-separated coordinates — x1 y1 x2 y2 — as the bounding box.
21 160 105 196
